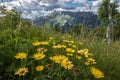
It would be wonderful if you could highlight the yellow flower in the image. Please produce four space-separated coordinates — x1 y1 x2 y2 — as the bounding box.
49 37 53 40
33 53 45 60
77 50 85 55
36 65 44 71
32 41 41 46
66 53 73 56
68 44 76 48
68 36 72 38
61 60 74 70
50 55 68 64
61 45 67 48
50 55 73 70
84 48 89 52
39 41 49 45
91 67 104 79
69 41 74 44
76 55 82 60
84 58 96 66
77 49 92 58
79 42 83 45
66 48 75 53
84 62 90 65
64 40 71 43
61 36 65 39
15 67 28 76
15 52 27 60
53 44 66 49
88 58 96 64
72 45 76 48
37 48 47 53
32 41 49 46
84 53 89 58
84 53 93 58
68 44 72 46
53 45 59 48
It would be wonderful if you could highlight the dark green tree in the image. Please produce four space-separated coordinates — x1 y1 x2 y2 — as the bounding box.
98 0 119 24
98 0 119 44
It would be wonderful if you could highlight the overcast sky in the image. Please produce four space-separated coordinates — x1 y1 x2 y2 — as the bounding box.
1 0 120 19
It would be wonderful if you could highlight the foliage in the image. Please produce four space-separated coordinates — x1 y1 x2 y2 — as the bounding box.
0 28 104 79
52 25 62 33
89 26 107 39
98 0 119 24
98 0 120 41
68 24 89 36
113 21 120 40
0 9 21 30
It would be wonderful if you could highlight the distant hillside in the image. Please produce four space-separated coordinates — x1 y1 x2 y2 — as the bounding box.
33 11 100 31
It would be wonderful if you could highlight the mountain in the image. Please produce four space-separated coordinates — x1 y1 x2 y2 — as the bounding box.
33 11 100 31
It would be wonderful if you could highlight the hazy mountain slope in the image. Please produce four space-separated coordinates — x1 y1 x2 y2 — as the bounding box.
33 11 100 31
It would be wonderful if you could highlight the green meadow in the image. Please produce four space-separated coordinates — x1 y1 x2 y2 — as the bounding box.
0 23 120 80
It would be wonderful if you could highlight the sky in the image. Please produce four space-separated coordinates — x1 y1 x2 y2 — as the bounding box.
0 0 120 19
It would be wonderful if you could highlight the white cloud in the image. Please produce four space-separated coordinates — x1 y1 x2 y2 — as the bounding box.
72 0 86 3
0 0 120 19
118 3 120 11
58 0 86 3
93 0 102 7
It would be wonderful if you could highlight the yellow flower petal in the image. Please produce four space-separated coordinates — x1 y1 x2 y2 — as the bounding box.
15 67 28 76
15 52 27 60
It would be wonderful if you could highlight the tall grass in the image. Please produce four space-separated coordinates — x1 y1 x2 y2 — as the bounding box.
79 38 120 80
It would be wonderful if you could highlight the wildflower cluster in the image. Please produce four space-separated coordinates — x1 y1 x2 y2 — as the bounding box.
50 55 73 70
14 35 104 79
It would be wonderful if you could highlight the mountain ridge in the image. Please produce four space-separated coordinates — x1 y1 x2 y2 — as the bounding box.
33 11 100 31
